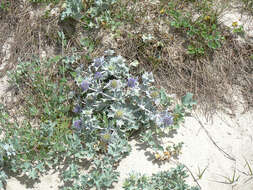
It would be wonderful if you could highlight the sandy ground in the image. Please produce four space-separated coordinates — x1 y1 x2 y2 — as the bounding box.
1 1 253 190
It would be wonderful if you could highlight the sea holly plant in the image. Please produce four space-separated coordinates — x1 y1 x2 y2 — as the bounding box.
0 50 195 189
61 0 84 21
82 0 120 29
73 50 195 152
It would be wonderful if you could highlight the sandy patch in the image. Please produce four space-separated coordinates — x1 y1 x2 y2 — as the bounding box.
219 2 253 44
0 36 14 103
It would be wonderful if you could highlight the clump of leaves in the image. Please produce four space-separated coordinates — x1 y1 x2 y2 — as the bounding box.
73 50 195 152
0 0 9 11
123 164 200 190
29 0 60 4
231 21 245 36
9 55 77 121
0 53 132 189
167 2 224 56
61 0 122 30
82 0 121 29
0 50 195 189
61 0 83 20
154 142 184 161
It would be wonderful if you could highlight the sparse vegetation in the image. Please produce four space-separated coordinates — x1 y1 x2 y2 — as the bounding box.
0 0 9 11
0 51 195 189
29 0 60 4
123 165 200 190
0 0 252 189
167 2 224 56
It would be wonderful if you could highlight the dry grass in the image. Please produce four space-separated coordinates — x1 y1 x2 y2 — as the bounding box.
110 0 253 114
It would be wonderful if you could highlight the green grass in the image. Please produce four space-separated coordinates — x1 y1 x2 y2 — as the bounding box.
0 0 9 11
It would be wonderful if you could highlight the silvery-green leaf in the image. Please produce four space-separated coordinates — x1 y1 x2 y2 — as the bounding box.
116 120 124 127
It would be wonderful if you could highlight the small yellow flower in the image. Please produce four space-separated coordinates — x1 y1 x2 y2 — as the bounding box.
173 113 179 122
163 151 171 160
232 21 238 27
204 15 210 21
155 153 161 160
160 8 165 14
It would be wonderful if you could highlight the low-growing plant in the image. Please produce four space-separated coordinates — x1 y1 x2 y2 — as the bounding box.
61 0 123 30
29 0 60 4
81 0 121 30
218 169 240 185
123 164 200 190
73 50 195 152
167 2 224 56
154 142 183 161
231 21 245 36
0 50 195 189
196 165 208 180
61 0 83 20
0 0 9 11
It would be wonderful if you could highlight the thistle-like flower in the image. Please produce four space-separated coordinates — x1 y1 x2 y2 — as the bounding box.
81 80 89 92
73 120 82 130
161 112 174 127
156 112 174 128
127 78 137 88
94 71 102 79
73 104 81 113
94 57 105 67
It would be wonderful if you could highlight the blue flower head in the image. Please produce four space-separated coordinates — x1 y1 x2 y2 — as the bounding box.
127 78 137 88
159 111 173 127
94 72 102 79
81 80 89 92
94 57 105 67
73 104 81 113
161 112 174 127
73 120 82 130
